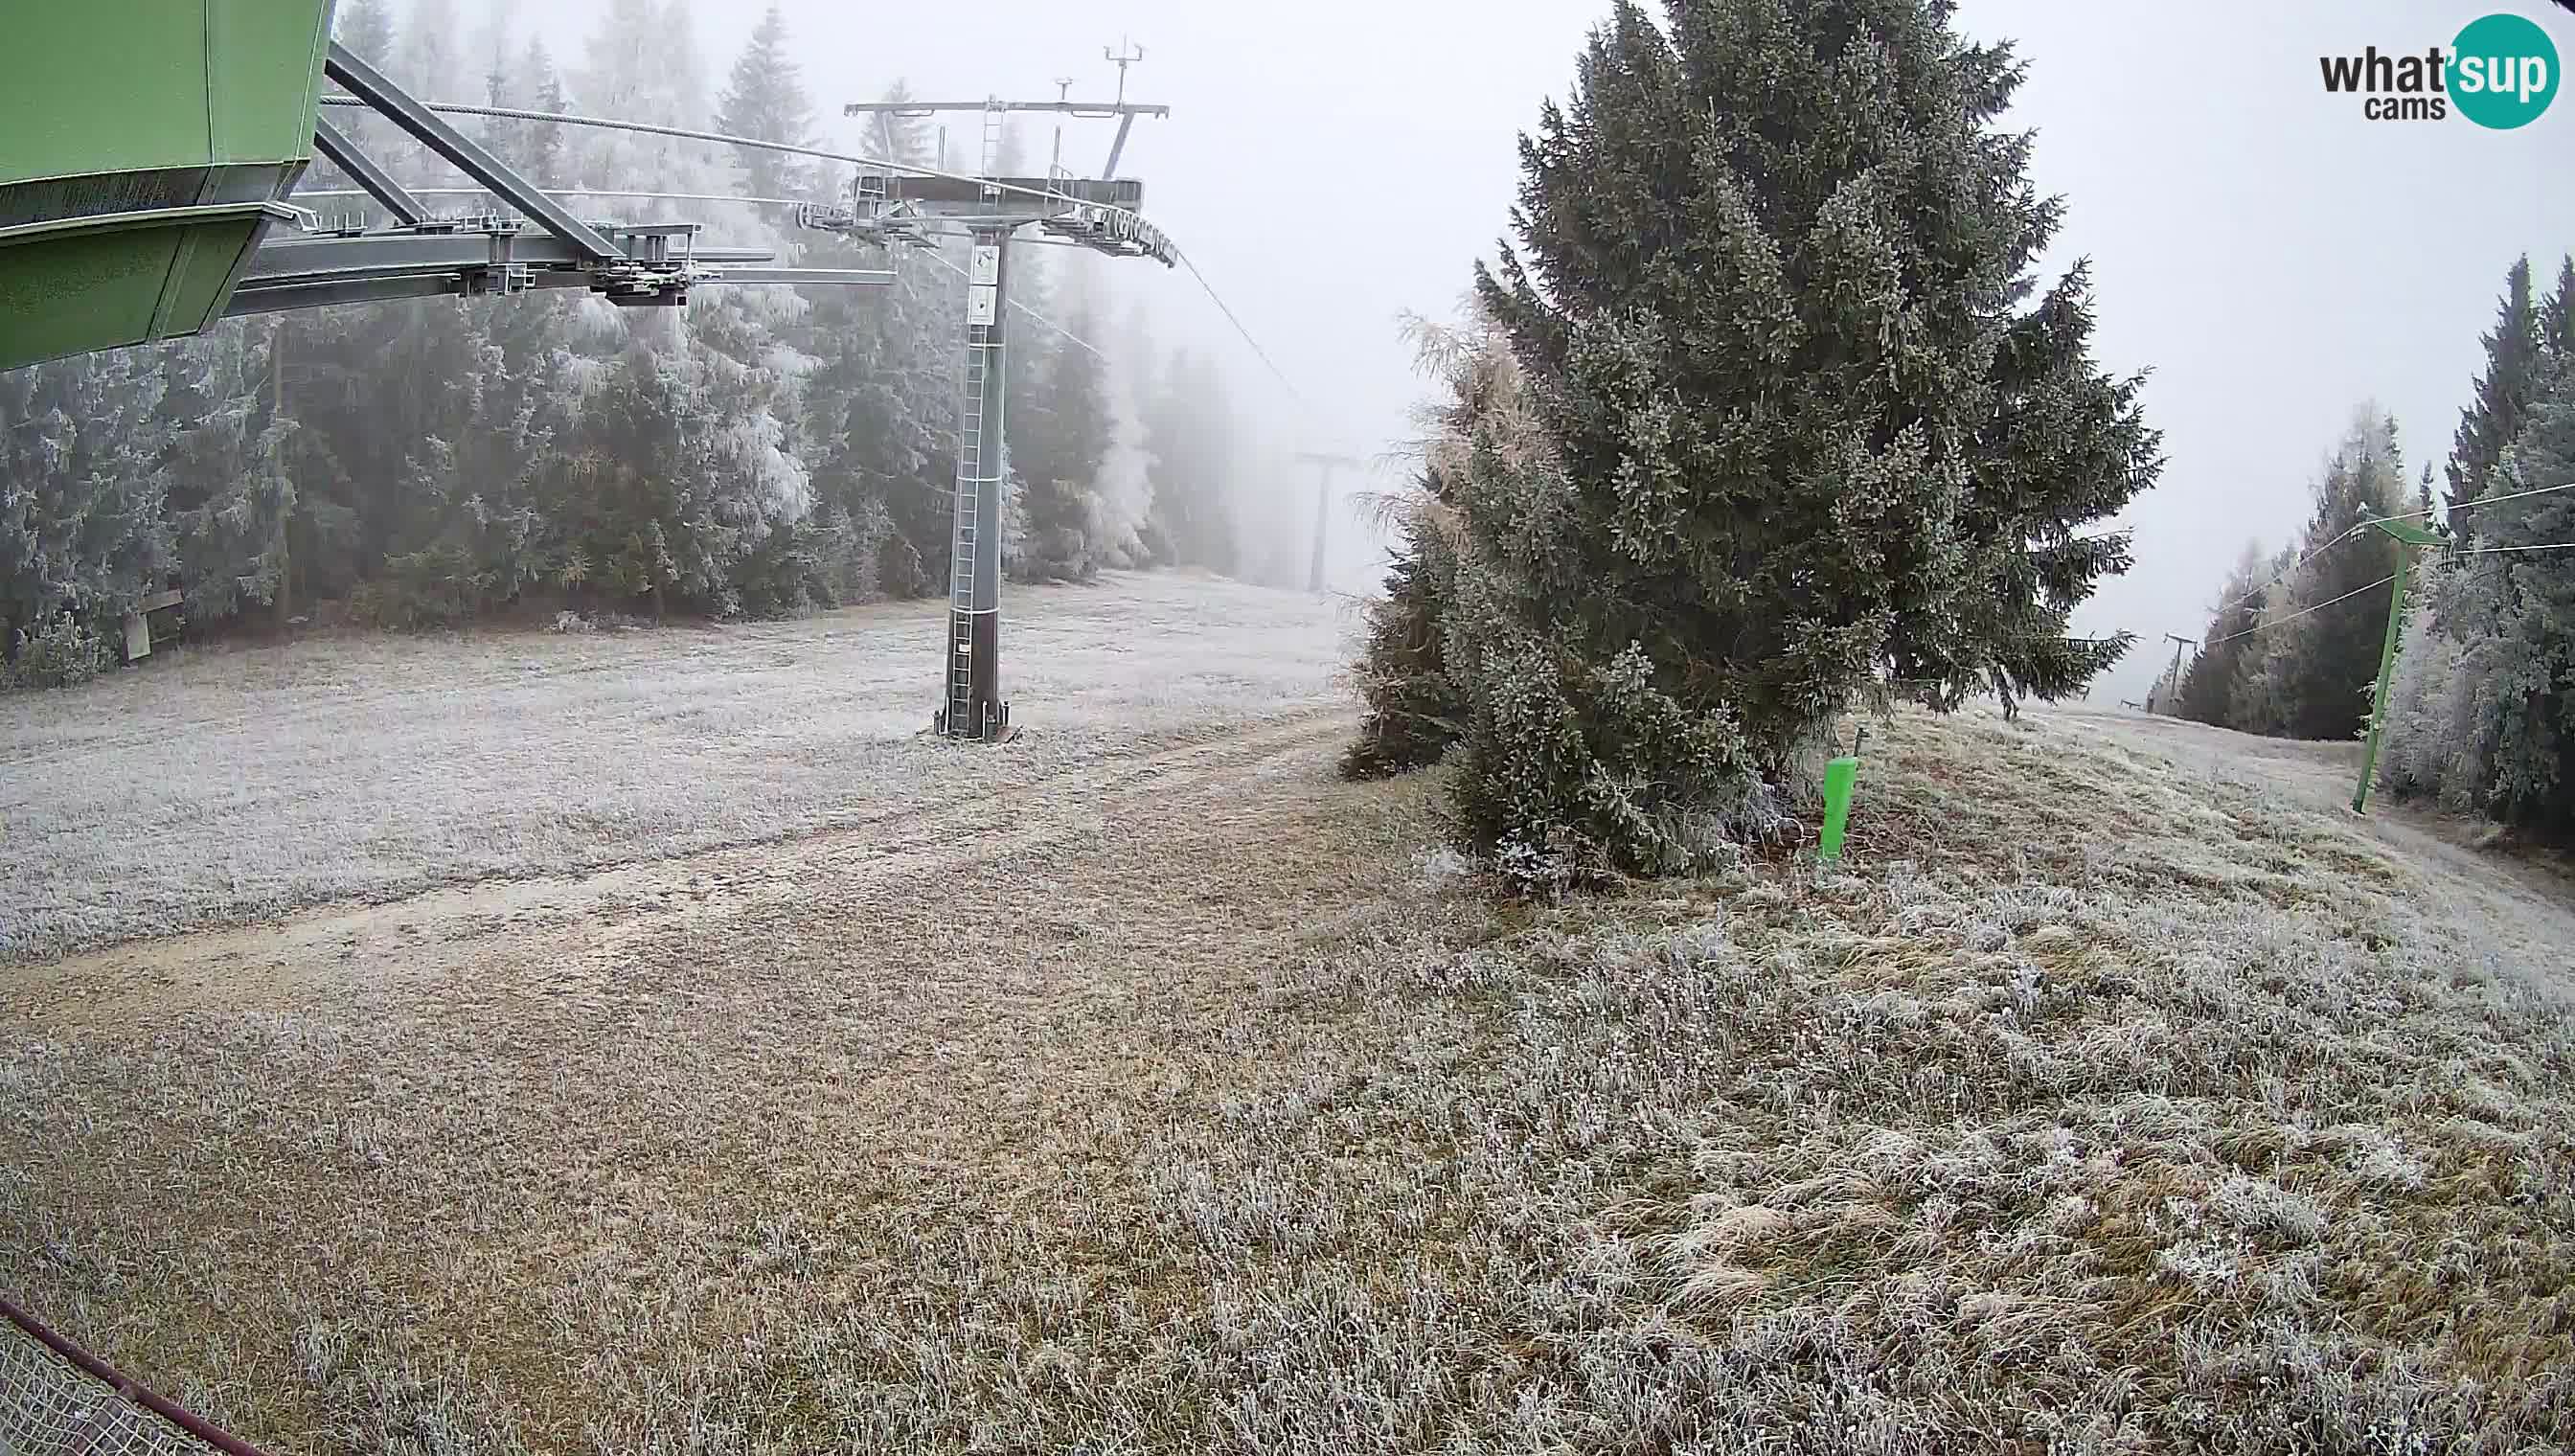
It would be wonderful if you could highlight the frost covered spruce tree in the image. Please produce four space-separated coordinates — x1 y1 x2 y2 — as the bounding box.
1339 308 1503 780
2377 255 2575 832
1350 0 2157 879
2231 412 2407 741
1013 300 1116 583
2176 540 2269 727
2447 257 2546 527
2389 332 2575 830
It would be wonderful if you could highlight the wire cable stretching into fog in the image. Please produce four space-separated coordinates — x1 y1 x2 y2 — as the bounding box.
913 246 1104 358
1176 253 1309 409
317 94 1097 214
293 185 816 209
2379 478 2575 524
2206 522 2378 624
2453 539 2575 556
315 94 1313 422
2204 572 2401 648
2204 479 2575 624
2190 534 2575 654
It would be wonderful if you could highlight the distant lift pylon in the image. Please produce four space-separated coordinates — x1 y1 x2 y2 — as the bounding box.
825 70 1174 743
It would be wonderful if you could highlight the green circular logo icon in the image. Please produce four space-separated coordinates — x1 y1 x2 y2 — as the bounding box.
2451 11 2559 129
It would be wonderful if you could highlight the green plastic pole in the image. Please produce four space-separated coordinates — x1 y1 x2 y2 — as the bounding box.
2352 542 2414 816
1818 756 1859 862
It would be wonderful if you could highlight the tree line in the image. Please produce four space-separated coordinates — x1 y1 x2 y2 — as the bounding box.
2163 254 2575 839
1342 0 2161 889
0 0 1253 687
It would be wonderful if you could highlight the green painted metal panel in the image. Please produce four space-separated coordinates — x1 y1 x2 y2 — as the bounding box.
210 0 335 168
0 207 283 372
163 215 267 332
0 230 175 366
0 2 334 369
1 6 210 186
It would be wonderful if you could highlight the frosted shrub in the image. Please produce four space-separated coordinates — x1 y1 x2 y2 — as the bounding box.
4 614 108 690
1448 634 1766 884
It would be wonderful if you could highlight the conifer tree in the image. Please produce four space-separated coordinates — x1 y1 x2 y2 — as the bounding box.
2540 255 2575 379
159 326 296 621
1014 306 1113 582
1144 349 1239 573
336 0 396 61
716 6 815 203
1383 0 2156 876
798 83 960 598
2240 412 2406 741
517 39 568 188
0 352 171 658
2448 257 2542 530
321 0 402 221
2473 365 2575 828
2177 540 2267 726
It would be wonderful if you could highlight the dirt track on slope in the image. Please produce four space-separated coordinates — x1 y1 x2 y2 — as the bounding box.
11 706 1395 1027
0 570 1357 963
2 693 1440 1453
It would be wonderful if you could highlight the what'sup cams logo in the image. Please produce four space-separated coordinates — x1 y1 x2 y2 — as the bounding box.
2318 10 2561 127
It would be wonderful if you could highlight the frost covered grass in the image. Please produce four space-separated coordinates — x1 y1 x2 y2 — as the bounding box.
0 571 1350 964
4 694 2572 1453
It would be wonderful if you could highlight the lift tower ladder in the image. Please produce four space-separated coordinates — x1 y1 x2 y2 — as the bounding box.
946 102 1012 740
836 69 1174 742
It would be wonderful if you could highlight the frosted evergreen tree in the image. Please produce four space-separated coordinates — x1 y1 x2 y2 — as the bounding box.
515 38 569 189
2237 412 2406 741
1013 304 1113 582
388 0 467 186
159 326 295 621
317 0 402 227
1144 349 1239 573
797 84 961 598
0 352 171 661
1477 1 2153 756
2380 554 2504 814
2381 255 2575 821
2448 257 2543 530
1385 0 2156 876
336 0 396 61
2543 256 2575 364
1892 259 2160 715
2176 540 2267 727
2473 364 2575 828
1341 309 1496 779
715 5 815 205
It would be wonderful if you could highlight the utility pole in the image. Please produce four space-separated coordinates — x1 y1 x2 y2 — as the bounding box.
2352 518 2442 814
1291 452 1362 596
834 65 1173 742
2153 632 2195 715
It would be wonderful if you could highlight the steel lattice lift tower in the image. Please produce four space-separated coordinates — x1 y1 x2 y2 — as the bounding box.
818 52 1174 741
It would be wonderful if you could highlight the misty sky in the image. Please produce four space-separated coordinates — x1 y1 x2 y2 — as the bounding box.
522 0 2571 704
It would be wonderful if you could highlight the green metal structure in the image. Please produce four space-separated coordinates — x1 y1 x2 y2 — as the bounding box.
0 1 335 372
2351 517 2445 815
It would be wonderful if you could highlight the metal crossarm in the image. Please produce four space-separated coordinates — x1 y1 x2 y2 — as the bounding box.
312 118 429 227
323 43 626 263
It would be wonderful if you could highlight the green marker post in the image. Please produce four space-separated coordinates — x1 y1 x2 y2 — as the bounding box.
2353 519 2441 815
1818 752 1859 863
